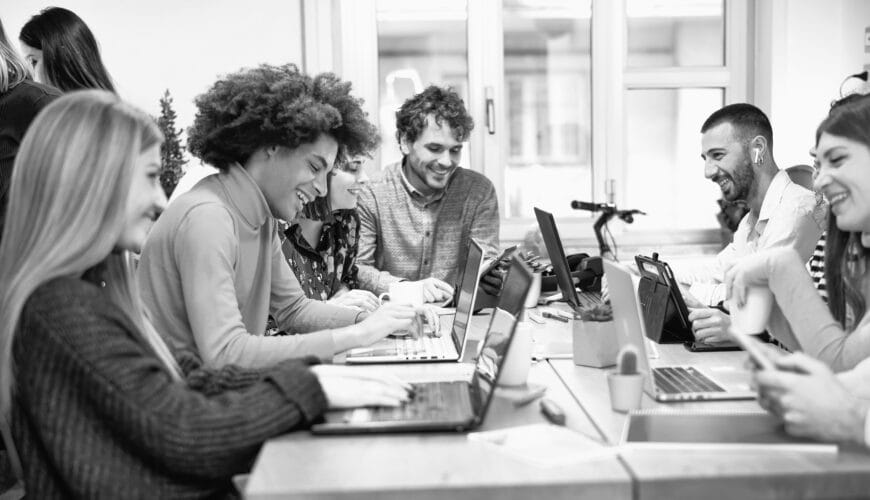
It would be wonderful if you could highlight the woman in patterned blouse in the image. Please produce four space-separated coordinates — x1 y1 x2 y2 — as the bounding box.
283 156 380 312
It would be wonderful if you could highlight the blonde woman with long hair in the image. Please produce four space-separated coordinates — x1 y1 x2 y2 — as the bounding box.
0 16 60 240
0 91 411 498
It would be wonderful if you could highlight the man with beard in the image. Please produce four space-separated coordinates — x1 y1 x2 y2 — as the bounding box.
678 103 827 344
356 86 499 302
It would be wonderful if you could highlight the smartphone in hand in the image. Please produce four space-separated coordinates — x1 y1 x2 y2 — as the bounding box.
729 329 777 371
479 245 518 278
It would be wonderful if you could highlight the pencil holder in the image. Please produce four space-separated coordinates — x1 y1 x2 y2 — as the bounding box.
571 318 619 368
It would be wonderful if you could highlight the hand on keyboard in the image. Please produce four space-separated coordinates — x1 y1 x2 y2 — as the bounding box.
310 365 412 409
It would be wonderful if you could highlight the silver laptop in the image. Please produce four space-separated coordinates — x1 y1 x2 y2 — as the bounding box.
344 238 486 364
311 257 533 434
604 259 755 402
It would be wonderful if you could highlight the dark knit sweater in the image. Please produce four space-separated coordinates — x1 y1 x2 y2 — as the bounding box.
10 275 327 498
0 80 60 239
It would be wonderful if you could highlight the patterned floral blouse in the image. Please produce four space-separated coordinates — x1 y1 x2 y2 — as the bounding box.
281 209 361 301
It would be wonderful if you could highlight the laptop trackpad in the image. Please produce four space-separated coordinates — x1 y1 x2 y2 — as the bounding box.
705 365 752 390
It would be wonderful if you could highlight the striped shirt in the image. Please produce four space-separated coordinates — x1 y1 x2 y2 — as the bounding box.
356 160 500 295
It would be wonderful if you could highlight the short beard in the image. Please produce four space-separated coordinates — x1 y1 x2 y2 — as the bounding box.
727 156 756 203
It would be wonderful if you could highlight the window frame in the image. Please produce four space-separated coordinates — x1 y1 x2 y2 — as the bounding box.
310 0 751 248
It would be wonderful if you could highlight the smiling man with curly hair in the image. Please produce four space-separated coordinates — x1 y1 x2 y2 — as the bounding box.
356 86 501 302
139 64 420 369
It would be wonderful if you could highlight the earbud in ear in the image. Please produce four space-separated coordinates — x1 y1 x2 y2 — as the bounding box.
754 148 761 163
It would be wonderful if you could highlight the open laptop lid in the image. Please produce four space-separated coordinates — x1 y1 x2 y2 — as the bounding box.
451 238 486 355
468 256 533 421
602 259 658 397
534 207 581 310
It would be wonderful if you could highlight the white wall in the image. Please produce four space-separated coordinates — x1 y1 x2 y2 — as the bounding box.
756 0 870 169
4 0 304 173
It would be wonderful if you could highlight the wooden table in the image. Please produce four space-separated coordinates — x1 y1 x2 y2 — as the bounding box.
551 344 870 500
245 360 632 499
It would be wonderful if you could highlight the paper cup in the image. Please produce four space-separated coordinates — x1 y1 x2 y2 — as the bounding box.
727 286 774 335
498 326 532 386
524 272 543 308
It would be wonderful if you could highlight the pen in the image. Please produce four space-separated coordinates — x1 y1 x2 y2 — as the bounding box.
542 311 569 323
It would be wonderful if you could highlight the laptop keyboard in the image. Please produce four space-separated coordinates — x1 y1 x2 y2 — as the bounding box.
577 291 604 308
653 366 725 394
346 381 470 423
395 336 449 359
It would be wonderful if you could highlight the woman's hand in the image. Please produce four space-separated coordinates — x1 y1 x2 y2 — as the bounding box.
755 353 869 444
723 247 795 308
353 303 417 346
310 365 412 408
328 289 380 312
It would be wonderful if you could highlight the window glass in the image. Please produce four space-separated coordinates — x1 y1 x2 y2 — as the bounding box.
376 0 469 168
624 88 724 230
626 0 724 67
503 0 592 219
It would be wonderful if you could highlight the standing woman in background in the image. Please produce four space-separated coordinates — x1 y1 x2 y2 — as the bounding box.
0 17 59 240
0 90 411 498
19 7 115 92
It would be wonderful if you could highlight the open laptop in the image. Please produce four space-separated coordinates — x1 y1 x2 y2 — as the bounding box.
604 259 755 402
534 207 603 310
344 238 487 364
311 257 533 434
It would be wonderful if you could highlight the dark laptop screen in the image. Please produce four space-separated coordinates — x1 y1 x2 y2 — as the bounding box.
468 257 532 416
451 239 484 348
534 207 580 309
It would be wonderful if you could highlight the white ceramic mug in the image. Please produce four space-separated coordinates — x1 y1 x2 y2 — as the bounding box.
727 286 774 335
497 325 532 386
378 281 425 307
379 281 425 336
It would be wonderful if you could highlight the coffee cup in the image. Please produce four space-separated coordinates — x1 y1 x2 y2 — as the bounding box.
379 281 425 337
523 271 543 309
497 325 532 386
727 285 774 335
378 281 425 307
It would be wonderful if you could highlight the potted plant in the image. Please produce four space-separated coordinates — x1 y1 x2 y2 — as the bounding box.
572 302 619 368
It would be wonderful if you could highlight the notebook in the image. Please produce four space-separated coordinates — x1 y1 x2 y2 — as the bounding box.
311 256 533 434
621 410 837 453
344 238 486 364
604 259 755 402
534 207 603 311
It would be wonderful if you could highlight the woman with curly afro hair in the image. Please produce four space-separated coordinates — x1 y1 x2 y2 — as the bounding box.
139 64 419 369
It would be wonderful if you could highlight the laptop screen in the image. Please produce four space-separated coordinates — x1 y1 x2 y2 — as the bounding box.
468 257 532 416
450 238 485 350
534 207 580 309
602 259 656 395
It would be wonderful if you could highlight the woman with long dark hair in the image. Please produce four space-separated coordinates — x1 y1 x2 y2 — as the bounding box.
726 93 870 445
0 17 59 240
19 7 115 92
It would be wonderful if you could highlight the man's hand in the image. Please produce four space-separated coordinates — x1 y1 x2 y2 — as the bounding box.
328 289 380 312
419 304 443 338
417 277 454 303
310 365 412 409
688 307 732 344
755 353 869 444
479 265 507 297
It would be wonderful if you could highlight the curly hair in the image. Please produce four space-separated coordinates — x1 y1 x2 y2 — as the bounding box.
394 85 474 146
187 64 379 171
